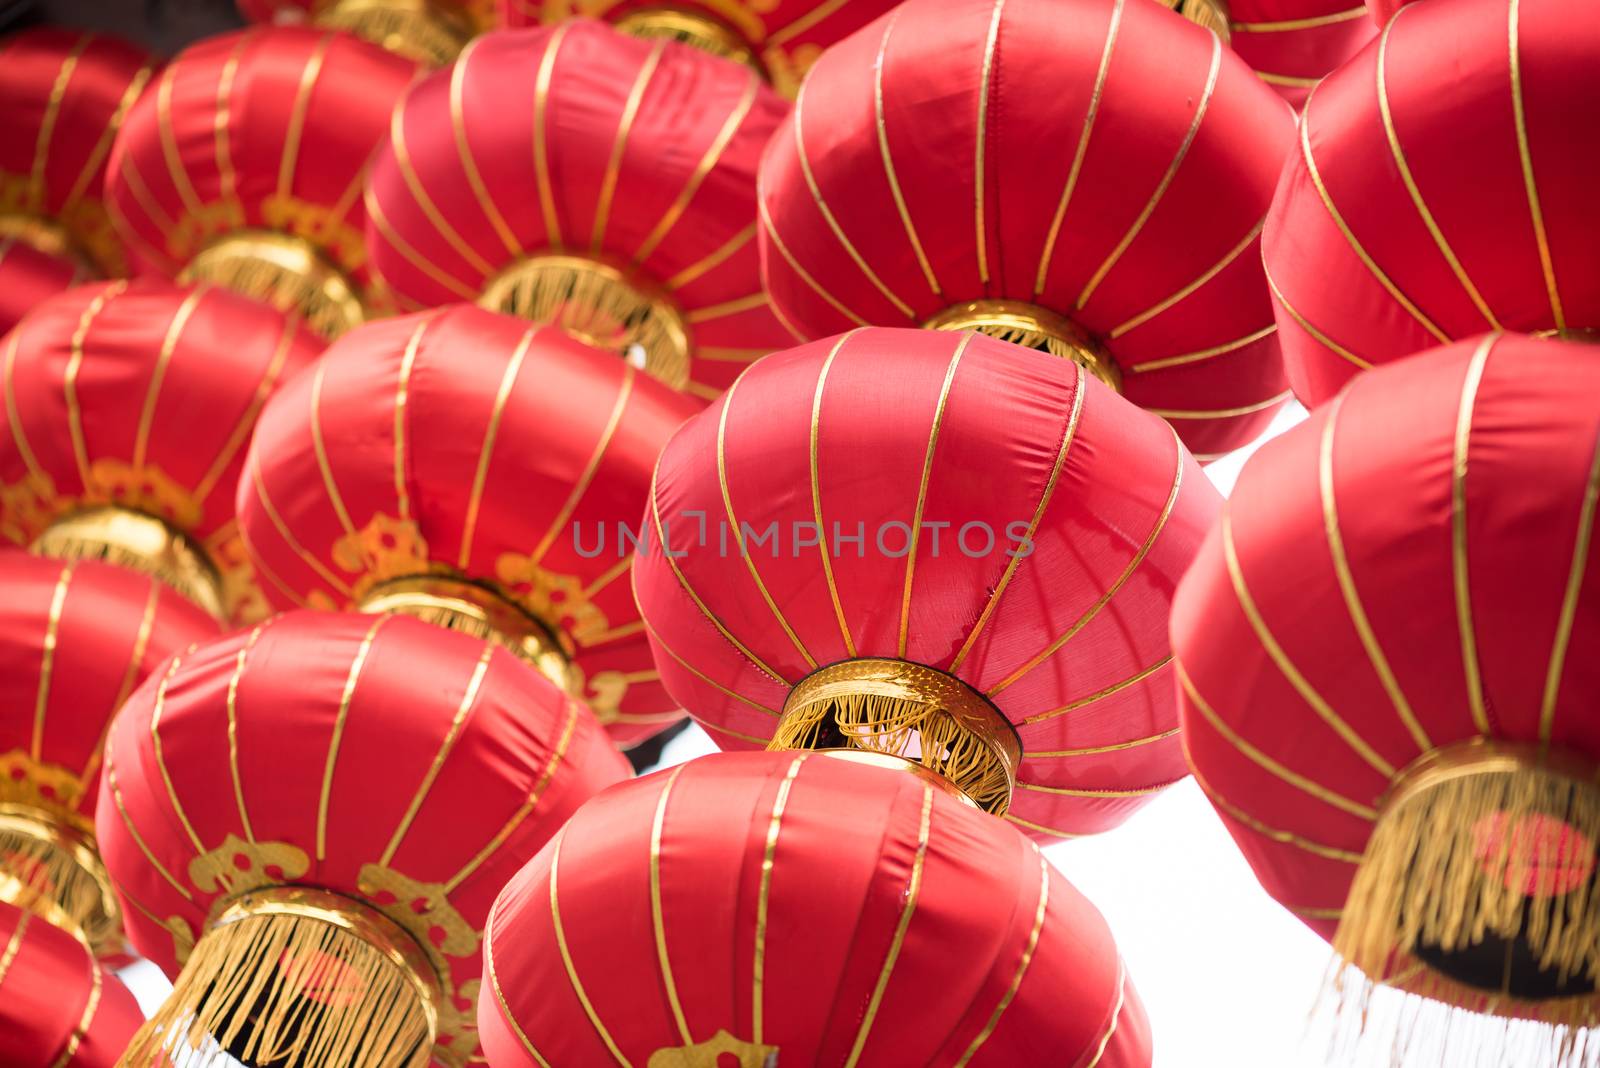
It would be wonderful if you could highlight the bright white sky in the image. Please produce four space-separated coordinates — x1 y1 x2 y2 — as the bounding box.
121 404 1357 1068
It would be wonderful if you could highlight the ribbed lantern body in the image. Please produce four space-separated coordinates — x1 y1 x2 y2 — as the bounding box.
1227 0 1376 104
1262 0 1600 407
756 0 1297 460
364 21 793 400
0 280 323 622
97 611 629 1065
1173 334 1600 1033
0 239 87 336
480 749 1152 1067
238 305 699 748
635 327 1221 838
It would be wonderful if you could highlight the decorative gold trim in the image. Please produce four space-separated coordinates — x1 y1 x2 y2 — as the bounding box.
478 253 691 390
614 7 763 76
179 230 364 339
360 575 576 694
32 505 226 619
772 658 1021 815
926 300 1121 391
0 804 122 958
315 0 472 65
1160 0 1231 39
0 212 93 272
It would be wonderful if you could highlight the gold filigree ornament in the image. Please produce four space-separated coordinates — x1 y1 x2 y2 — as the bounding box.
924 300 1123 392
122 886 443 1068
332 511 435 587
187 834 311 896
648 1030 780 1068
179 228 365 340
0 801 123 956
770 658 1020 815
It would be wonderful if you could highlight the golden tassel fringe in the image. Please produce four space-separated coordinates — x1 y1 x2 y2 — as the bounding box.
612 8 761 71
478 254 691 391
316 0 471 65
119 889 438 1068
923 299 1123 391
1324 742 1600 1066
181 232 364 340
0 809 122 957
33 506 226 620
771 658 1020 815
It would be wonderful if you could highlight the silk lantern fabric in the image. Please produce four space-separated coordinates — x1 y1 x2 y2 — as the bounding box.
634 328 1221 839
364 21 793 400
0 29 156 280
480 749 1152 1067
97 610 629 1065
0 900 145 1068
1172 334 1600 1010
1226 0 1376 104
496 0 900 98
756 0 1297 461
237 305 701 748
0 239 88 337
0 281 323 622
1262 0 1600 408
105 26 419 336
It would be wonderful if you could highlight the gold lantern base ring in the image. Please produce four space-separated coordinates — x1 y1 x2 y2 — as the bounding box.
1331 740 1600 1042
478 253 692 391
313 0 472 65
120 886 441 1068
1158 0 1231 42
769 658 1021 815
925 300 1123 393
32 505 227 620
0 212 95 273
359 575 578 695
612 7 764 75
180 230 364 340
0 804 123 958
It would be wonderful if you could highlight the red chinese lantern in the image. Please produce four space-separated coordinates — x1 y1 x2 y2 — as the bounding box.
0 29 156 282
98 610 629 1067
634 327 1221 838
0 549 216 958
0 280 323 623
106 26 420 339
0 899 145 1067
0 238 88 337
1261 0 1600 408
496 0 900 98
480 749 1152 1067
236 0 496 64
237 304 700 750
756 0 1297 462
1223 0 1376 104
364 21 793 401
1171 334 1600 1058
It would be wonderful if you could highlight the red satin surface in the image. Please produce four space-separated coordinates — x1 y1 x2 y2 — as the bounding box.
0 239 86 336
1262 0 1600 408
0 549 216 827
0 29 155 277
1227 0 1376 105
363 21 794 400
0 900 144 1067
1171 334 1600 942
96 611 629 1063
105 26 418 291
635 328 1221 839
237 305 700 748
496 0 899 97
480 750 1152 1067
756 0 1296 460
0 280 323 621
1367 0 1408 25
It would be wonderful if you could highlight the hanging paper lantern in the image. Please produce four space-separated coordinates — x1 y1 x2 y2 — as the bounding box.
634 328 1220 838
237 0 495 65
0 280 324 623
481 749 1151 1066
237 304 700 750
1171 334 1600 1057
1262 0 1600 408
364 21 793 402
0 29 156 282
0 548 216 958
0 899 145 1067
495 0 900 98
98 610 629 1067
756 0 1296 462
1223 0 1376 104
0 239 88 337
106 26 419 339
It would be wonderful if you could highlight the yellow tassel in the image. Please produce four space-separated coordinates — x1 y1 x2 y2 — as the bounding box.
478 255 690 391
0 808 122 957
923 300 1123 391
314 0 471 65
119 889 439 1068
181 232 365 340
32 506 226 620
1326 742 1600 1065
770 658 1020 815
